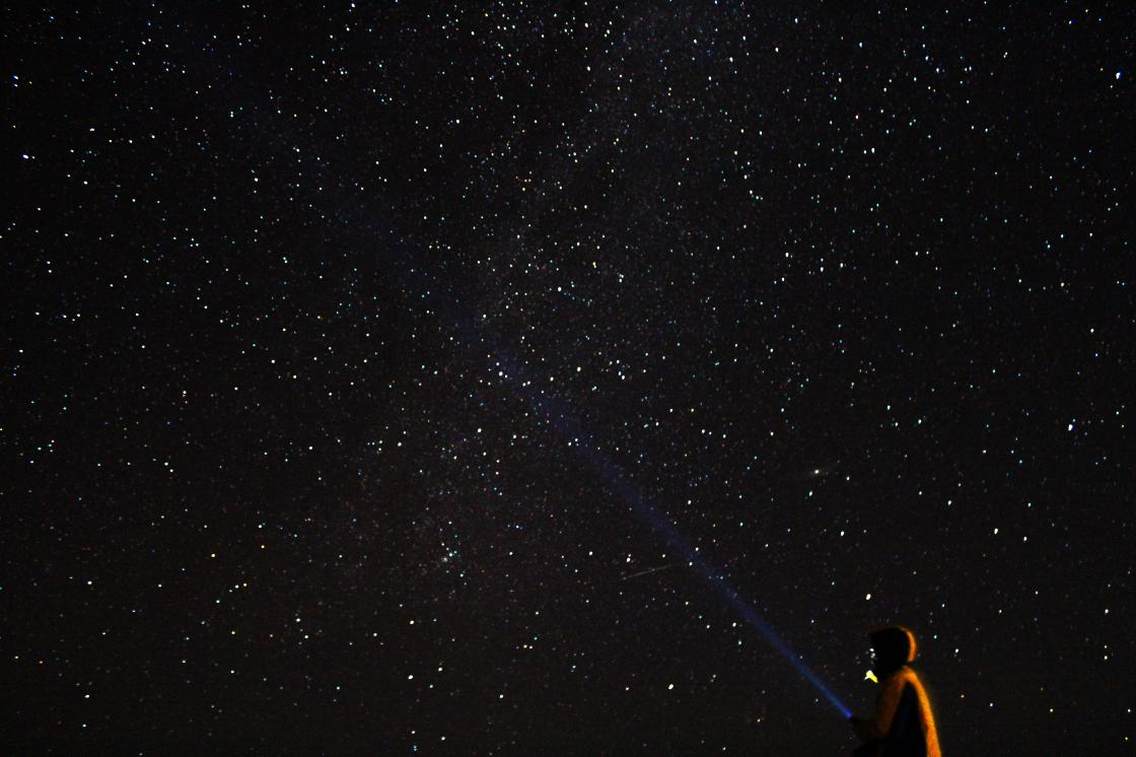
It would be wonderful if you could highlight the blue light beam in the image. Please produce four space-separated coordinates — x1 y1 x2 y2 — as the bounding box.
524 381 852 720
397 254 852 720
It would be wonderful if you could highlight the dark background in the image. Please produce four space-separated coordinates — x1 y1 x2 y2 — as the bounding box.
3 2 1132 753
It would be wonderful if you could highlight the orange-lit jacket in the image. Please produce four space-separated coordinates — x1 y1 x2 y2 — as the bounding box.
855 665 940 757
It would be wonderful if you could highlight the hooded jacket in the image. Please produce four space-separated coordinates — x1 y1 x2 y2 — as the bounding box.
852 626 941 757
853 665 941 757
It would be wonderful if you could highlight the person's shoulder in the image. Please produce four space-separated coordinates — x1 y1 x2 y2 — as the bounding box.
879 668 910 690
896 665 929 689
888 666 914 682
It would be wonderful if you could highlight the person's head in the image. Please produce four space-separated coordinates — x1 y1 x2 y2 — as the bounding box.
869 625 917 675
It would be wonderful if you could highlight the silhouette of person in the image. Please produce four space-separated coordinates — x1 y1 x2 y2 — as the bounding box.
850 625 941 757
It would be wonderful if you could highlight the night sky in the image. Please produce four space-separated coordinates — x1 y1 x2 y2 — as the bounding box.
4 2 1134 754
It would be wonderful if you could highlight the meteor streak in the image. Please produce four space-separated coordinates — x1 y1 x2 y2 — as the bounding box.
619 564 677 581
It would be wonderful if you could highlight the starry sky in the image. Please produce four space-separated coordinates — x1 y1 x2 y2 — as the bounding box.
3 2 1133 753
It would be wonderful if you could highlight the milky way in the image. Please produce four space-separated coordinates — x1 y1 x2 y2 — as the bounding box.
4 3 1133 753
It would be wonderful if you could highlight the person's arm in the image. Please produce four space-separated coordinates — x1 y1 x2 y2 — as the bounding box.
850 674 905 741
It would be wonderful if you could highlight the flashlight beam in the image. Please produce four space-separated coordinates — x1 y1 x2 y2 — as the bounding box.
577 432 853 720
504 344 853 719
393 246 853 720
